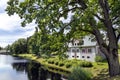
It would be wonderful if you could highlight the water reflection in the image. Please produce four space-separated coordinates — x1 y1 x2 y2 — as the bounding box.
0 55 28 80
0 55 65 80
12 62 62 80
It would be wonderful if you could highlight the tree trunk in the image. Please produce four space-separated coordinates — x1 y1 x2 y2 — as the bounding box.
106 51 120 77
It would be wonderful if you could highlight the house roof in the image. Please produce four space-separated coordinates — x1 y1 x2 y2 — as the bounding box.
81 36 97 47
68 36 97 47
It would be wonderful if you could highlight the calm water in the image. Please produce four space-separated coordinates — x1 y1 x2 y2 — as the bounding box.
0 54 66 80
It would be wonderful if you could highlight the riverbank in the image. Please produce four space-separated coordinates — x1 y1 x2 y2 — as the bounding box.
13 54 72 76
12 54 120 80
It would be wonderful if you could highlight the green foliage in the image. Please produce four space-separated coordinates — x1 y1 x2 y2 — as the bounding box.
79 61 93 67
54 60 59 65
58 61 64 67
10 38 27 54
6 1 120 50
118 43 120 49
0 46 3 50
70 59 80 64
65 62 72 68
55 61 59 65
47 58 65 67
95 56 104 62
47 58 93 68
5 45 11 51
6 0 120 76
27 30 41 55
68 67 92 80
48 58 54 64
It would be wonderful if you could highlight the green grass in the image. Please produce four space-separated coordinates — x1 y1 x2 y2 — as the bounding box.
16 54 71 76
14 53 120 80
118 49 120 54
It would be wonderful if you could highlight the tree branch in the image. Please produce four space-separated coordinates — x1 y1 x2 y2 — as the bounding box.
94 14 105 23
112 15 119 22
76 0 87 10
69 0 87 10
89 19 109 56
89 20 104 45
98 0 110 24
59 6 80 18
69 1 77 5
99 0 117 49
117 33 120 42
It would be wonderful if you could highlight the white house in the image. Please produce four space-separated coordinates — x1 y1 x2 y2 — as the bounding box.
66 36 101 62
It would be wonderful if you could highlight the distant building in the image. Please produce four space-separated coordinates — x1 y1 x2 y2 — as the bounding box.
66 36 104 62
0 50 10 54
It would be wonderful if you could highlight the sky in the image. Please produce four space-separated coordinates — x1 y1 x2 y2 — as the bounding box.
0 0 73 48
0 0 35 47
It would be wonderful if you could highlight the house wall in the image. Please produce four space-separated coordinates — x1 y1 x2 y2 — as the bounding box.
67 47 96 62
80 47 96 62
67 36 98 62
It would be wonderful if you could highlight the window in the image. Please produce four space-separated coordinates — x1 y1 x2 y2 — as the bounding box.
87 56 90 58
82 56 84 58
72 49 75 52
88 48 92 53
75 43 76 46
77 56 79 58
82 49 86 53
77 49 79 52
72 56 74 57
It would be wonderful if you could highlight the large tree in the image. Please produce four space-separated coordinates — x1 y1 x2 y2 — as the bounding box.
0 46 3 50
10 38 27 54
6 0 120 77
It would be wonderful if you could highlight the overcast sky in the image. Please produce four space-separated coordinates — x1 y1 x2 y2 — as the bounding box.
0 0 35 47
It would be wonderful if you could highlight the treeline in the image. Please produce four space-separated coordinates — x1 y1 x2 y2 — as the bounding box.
0 46 3 50
7 29 68 58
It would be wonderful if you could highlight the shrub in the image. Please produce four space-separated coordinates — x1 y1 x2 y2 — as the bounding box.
48 60 51 64
48 59 54 64
68 67 92 80
95 56 104 62
55 61 59 65
54 60 59 65
65 63 72 68
58 61 64 67
70 59 79 64
79 61 93 67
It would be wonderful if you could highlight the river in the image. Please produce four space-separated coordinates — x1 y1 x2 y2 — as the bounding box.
0 54 66 80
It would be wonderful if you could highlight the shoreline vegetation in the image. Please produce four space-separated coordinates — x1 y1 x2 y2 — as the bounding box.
12 53 120 80
13 54 71 76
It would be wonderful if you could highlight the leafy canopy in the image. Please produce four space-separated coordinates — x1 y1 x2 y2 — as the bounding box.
6 0 120 52
10 38 27 54
6 0 120 77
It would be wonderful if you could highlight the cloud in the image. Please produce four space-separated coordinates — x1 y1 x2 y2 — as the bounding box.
0 21 35 47
0 0 36 47
0 13 22 31
0 0 9 13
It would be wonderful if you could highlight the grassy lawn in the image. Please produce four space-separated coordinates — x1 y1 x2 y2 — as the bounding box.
90 63 109 80
119 49 120 54
14 53 120 80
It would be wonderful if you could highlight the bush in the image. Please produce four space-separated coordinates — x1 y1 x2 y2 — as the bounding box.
65 63 72 68
58 61 64 67
95 56 104 62
54 60 59 65
79 61 93 67
68 67 92 80
70 59 79 64
48 59 54 64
